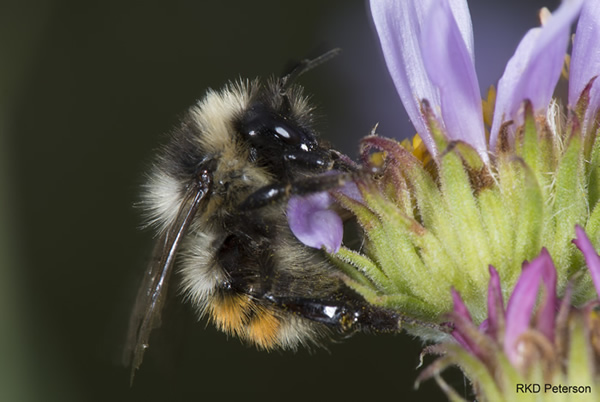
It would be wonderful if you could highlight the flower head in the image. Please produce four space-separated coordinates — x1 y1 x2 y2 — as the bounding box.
417 231 600 399
287 1 600 380
363 0 600 396
288 0 598 260
316 0 599 323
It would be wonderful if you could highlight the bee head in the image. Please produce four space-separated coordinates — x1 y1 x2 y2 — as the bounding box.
235 98 328 173
233 49 341 177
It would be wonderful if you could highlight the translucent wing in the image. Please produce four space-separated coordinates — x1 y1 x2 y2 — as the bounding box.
124 175 210 384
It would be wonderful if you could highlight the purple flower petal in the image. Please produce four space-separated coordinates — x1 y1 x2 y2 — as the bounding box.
485 266 504 339
370 0 475 158
490 0 584 150
287 193 343 253
536 252 557 343
421 0 487 161
335 180 362 202
573 225 600 298
491 28 539 147
452 287 472 322
569 0 600 133
445 0 475 57
503 249 555 366
450 288 475 352
478 319 489 333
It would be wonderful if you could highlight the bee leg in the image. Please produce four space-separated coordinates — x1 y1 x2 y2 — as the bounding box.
282 151 333 171
282 149 359 173
239 171 354 210
264 294 402 333
330 149 360 172
265 294 452 335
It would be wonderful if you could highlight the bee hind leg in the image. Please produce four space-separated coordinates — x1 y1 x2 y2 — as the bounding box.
264 294 403 334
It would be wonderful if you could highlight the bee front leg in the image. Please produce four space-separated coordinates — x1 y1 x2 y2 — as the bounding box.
282 150 332 171
282 149 359 173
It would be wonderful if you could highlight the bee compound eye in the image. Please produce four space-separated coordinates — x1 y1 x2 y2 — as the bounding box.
241 109 302 145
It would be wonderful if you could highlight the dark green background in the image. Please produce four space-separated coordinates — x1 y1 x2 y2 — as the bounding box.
2 0 557 401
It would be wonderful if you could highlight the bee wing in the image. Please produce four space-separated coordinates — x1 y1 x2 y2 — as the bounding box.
124 179 210 384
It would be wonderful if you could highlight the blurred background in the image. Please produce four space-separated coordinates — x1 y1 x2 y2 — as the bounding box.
2 0 559 400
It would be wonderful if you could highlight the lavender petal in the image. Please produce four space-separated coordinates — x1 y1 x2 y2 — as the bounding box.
490 0 584 149
370 0 474 157
287 193 343 254
569 0 600 133
421 0 486 160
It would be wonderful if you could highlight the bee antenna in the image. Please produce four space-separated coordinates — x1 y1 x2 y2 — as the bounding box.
279 48 341 95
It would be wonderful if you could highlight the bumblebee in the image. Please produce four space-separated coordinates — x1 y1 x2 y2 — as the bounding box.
124 51 402 380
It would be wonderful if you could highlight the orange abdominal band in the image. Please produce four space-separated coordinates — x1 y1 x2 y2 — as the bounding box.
208 293 281 349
